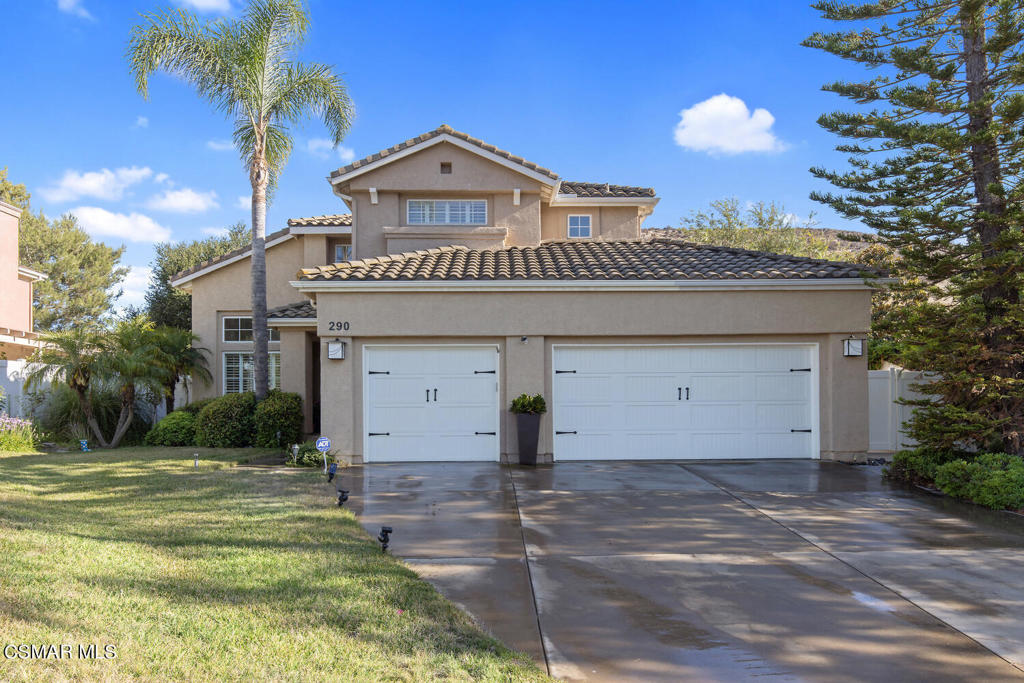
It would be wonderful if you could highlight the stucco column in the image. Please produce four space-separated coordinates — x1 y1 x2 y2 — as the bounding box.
320 335 356 463
822 333 869 460
503 335 548 463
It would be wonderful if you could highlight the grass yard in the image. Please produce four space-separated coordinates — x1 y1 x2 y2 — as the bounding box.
0 447 547 682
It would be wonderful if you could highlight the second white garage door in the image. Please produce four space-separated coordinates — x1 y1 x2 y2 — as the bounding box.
552 345 818 461
363 346 500 462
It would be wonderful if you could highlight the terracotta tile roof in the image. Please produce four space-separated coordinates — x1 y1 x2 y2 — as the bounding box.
559 182 656 198
329 124 559 181
641 227 875 253
298 239 883 282
266 300 315 319
171 226 293 282
287 213 352 227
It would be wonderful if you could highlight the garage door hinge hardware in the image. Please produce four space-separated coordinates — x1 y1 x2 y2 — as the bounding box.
368 370 390 375
368 432 390 436
556 430 578 435
791 429 812 433
474 370 496 374
555 370 576 374
475 431 496 435
789 368 811 372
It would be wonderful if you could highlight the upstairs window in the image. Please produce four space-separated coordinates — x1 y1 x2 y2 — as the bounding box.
407 199 487 225
334 244 352 262
568 215 592 238
223 316 279 342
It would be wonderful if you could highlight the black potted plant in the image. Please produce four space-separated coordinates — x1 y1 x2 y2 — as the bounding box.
511 393 546 466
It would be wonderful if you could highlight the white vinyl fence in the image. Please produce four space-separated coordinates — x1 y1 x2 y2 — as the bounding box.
0 359 36 418
868 368 928 453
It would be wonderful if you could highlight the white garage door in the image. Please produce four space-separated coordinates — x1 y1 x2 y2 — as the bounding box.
363 346 499 462
552 345 817 461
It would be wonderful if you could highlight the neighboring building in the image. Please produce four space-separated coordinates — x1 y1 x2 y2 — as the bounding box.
0 200 46 416
173 125 879 464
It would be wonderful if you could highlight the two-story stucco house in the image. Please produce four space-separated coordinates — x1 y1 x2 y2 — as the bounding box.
0 200 47 417
172 125 879 464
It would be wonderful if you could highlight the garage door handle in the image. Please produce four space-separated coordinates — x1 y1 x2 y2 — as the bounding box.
368 432 390 437
475 431 496 435
790 368 811 373
474 370 496 374
556 430 577 435
555 370 576 374
368 370 390 375
791 429 812 433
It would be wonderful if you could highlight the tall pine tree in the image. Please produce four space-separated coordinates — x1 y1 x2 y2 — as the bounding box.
805 1 1024 455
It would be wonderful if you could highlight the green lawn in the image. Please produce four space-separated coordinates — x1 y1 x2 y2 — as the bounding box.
0 447 547 681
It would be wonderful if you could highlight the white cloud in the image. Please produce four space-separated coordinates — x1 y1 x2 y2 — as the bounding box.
175 0 231 12
71 206 171 243
307 138 355 162
236 195 250 210
154 172 170 184
135 116 149 129
57 0 93 20
201 227 229 237
673 94 786 155
40 166 153 202
118 266 153 309
206 139 234 151
146 187 219 213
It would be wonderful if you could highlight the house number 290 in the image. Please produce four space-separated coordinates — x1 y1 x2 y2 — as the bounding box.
328 321 350 331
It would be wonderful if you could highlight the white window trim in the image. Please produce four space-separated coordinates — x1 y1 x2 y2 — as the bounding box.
567 214 592 239
406 198 488 226
222 351 281 394
222 315 280 343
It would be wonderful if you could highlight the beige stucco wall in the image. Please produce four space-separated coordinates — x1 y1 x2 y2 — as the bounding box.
313 287 872 463
188 236 307 400
0 202 34 334
541 205 641 242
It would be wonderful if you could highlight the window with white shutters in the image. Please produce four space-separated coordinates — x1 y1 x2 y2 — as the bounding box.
224 352 280 393
407 200 487 225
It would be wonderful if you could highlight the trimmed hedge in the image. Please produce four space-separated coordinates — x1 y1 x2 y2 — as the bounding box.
934 453 1024 510
180 397 217 415
144 410 197 447
194 392 256 448
254 390 304 448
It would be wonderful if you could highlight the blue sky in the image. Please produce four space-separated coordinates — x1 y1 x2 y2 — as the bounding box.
0 0 867 309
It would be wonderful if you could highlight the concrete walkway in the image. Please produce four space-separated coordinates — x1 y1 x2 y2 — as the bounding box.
345 460 1024 681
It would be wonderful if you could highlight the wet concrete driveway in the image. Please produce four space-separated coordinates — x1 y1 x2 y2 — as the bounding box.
345 460 1024 681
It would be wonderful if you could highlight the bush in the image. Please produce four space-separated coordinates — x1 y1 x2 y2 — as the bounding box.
194 393 256 448
0 414 37 451
884 447 964 486
510 393 546 415
26 382 154 446
144 411 197 447
254 390 303 448
180 397 216 415
934 453 1024 511
289 440 328 467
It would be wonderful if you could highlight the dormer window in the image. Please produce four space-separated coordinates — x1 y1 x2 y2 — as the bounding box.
440 161 452 174
408 199 487 225
568 214 592 238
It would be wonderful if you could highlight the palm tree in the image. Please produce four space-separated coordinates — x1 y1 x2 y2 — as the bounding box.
128 0 353 399
99 317 169 449
154 327 212 414
26 329 106 445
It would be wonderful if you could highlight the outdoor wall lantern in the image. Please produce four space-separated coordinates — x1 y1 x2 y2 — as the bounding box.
327 339 346 360
843 337 865 357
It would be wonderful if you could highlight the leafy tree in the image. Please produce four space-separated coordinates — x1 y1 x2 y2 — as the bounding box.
146 222 249 329
98 316 169 449
153 326 212 414
805 1 1024 455
128 0 353 399
671 198 862 260
0 168 129 331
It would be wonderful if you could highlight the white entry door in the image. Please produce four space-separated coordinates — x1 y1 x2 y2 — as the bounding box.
363 346 499 462
552 345 817 461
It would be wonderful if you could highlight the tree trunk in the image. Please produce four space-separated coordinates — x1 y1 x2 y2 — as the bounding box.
77 387 109 448
251 183 270 400
165 378 176 415
108 385 136 449
961 12 1023 455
